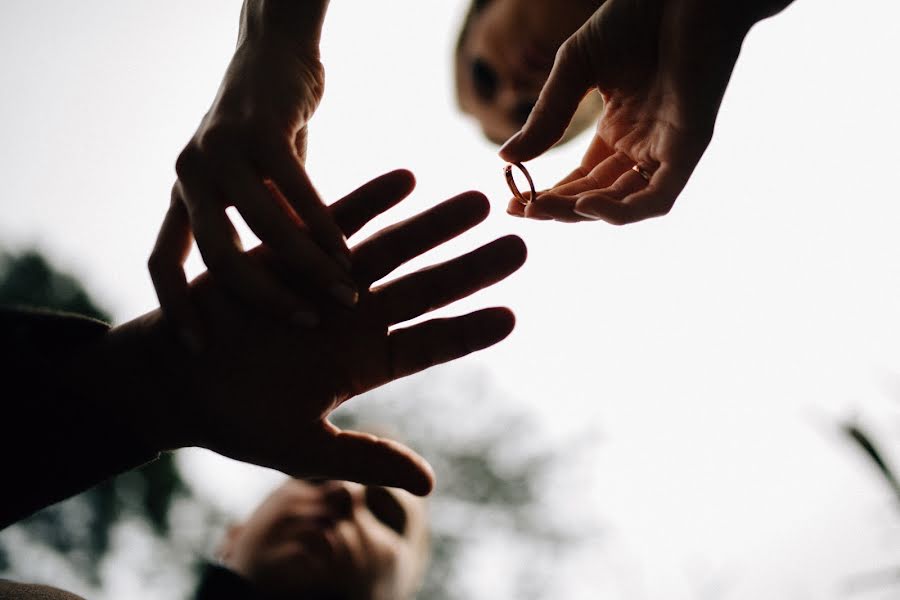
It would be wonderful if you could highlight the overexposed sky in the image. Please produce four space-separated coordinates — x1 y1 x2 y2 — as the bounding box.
3 1 900 598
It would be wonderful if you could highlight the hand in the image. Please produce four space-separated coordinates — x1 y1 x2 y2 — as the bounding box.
140 170 526 495
219 479 428 599
150 2 353 347
500 0 778 224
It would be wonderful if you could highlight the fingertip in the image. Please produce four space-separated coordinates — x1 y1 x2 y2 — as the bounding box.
407 460 436 497
454 190 491 221
507 198 526 217
483 306 516 341
380 436 435 495
380 168 417 197
498 131 523 161
496 234 528 268
379 440 434 496
394 168 416 188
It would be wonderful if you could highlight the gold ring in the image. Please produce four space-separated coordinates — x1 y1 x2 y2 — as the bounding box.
504 162 537 206
631 164 652 182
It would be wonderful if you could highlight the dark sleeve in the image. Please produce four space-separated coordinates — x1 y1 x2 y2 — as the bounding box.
0 308 159 529
0 579 86 600
193 564 272 600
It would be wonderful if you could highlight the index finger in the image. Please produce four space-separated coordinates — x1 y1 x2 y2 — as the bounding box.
263 145 351 266
329 169 417 239
498 36 594 163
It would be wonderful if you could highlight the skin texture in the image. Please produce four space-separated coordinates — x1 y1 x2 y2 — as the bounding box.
221 479 429 600
150 0 351 347
455 0 604 146
500 0 796 224
78 170 527 496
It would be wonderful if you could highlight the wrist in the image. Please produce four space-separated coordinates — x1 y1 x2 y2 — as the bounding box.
67 310 195 454
720 0 795 36
239 0 329 53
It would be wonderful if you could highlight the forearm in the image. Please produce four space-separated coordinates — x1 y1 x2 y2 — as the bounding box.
0 309 189 528
752 0 797 20
719 0 797 33
238 0 330 51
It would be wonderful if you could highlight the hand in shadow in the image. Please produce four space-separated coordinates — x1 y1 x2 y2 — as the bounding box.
150 170 525 496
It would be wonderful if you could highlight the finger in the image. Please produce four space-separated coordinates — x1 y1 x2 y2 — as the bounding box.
506 198 526 217
573 164 686 224
386 307 515 381
182 175 319 325
375 235 526 325
330 169 416 239
221 160 359 308
530 159 653 223
148 188 202 350
498 36 594 162
550 151 633 196
506 133 619 213
523 195 589 222
264 146 351 265
311 429 434 496
352 191 490 285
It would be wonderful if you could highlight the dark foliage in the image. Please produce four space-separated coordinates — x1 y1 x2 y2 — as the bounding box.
0 249 192 585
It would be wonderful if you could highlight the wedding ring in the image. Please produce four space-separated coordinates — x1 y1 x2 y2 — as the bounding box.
631 164 652 182
504 162 537 206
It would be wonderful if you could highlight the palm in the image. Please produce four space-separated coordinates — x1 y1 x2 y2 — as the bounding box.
503 0 743 224
177 172 525 494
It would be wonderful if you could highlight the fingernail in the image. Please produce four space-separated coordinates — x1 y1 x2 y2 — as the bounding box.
291 310 319 328
330 282 359 308
572 207 602 220
179 328 203 354
498 132 522 157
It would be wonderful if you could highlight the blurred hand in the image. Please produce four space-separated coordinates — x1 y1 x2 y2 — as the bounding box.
147 170 526 495
219 479 428 600
500 0 784 224
150 4 353 346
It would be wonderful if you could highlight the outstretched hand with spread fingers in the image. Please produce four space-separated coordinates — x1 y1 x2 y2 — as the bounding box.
145 170 526 496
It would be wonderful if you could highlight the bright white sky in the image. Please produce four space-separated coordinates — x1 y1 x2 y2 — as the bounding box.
3 1 900 598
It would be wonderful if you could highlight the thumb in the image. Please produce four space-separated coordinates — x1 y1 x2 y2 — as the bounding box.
311 429 435 496
499 35 596 163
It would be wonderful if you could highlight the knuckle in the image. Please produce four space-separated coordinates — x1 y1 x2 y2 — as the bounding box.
174 144 202 178
200 246 232 272
196 124 234 152
147 251 165 275
297 59 325 120
557 36 587 72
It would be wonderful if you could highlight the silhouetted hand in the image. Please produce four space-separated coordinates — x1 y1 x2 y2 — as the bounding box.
500 0 793 224
139 170 525 495
150 1 353 347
